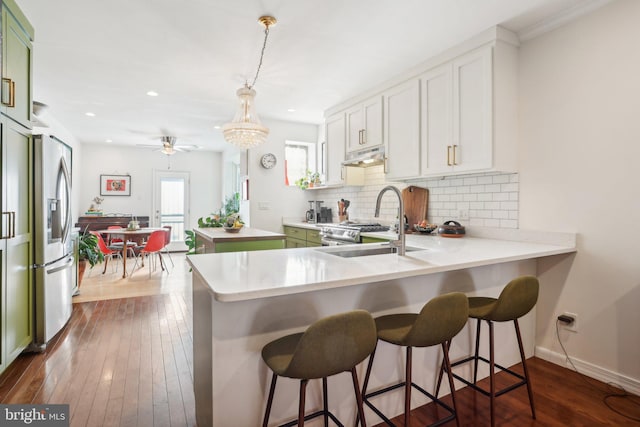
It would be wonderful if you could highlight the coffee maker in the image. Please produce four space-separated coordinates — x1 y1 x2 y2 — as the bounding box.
306 201 316 223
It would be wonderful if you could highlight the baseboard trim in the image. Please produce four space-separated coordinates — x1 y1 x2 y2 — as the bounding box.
535 346 640 396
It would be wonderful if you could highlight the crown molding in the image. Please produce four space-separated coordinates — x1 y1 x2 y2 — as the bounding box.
518 0 614 42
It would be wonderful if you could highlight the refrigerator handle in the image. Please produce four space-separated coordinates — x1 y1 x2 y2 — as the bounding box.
46 257 75 274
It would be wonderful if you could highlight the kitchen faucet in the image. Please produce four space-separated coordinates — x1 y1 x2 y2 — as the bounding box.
374 185 405 256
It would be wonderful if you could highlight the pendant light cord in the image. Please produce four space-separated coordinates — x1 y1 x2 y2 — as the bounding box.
248 25 270 89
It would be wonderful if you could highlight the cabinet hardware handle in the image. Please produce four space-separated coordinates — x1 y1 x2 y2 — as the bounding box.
453 144 458 165
361 129 366 145
1 78 15 107
321 141 326 174
11 212 15 238
1 212 10 239
383 156 388 174
447 146 452 166
341 165 345 180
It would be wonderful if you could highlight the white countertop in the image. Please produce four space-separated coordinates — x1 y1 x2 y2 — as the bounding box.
194 226 285 242
187 228 576 302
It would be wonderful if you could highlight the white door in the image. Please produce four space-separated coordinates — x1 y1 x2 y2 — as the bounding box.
152 171 190 251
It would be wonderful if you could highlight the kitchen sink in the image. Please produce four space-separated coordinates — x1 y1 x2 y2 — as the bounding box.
322 245 423 258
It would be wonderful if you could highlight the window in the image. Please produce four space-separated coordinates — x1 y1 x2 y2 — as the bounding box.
285 140 316 186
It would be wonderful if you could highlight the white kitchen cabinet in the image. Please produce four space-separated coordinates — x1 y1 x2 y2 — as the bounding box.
324 113 346 185
324 112 365 186
420 47 492 175
420 64 452 175
451 47 492 173
345 95 383 153
384 79 421 180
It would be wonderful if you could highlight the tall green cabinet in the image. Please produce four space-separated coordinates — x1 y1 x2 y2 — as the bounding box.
0 0 33 374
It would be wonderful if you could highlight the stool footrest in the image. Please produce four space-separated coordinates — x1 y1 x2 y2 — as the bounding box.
448 355 528 398
279 409 343 427
363 381 456 427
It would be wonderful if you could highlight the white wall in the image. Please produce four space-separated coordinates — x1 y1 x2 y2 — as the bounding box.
79 145 222 230
246 118 319 232
518 0 639 385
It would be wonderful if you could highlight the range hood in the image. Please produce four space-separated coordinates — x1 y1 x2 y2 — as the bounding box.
342 146 385 167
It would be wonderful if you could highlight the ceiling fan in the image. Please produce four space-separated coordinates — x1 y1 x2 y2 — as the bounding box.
136 136 198 156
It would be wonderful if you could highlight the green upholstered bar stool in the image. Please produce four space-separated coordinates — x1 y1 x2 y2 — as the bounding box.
436 275 539 427
360 292 469 427
261 310 377 427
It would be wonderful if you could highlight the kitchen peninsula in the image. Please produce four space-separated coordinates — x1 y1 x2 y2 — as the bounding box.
193 226 285 253
187 229 576 427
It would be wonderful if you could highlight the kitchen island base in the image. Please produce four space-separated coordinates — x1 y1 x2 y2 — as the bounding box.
192 260 538 427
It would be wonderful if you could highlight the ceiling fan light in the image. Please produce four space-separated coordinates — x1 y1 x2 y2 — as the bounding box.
222 85 269 149
161 146 176 155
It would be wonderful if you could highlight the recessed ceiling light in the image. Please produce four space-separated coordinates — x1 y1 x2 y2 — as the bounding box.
105 139 113 143
146 90 159 97
85 112 96 117
287 108 296 113
213 125 221 129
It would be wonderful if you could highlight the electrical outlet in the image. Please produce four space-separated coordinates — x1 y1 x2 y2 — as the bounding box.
258 201 270 211
458 210 470 220
560 312 578 332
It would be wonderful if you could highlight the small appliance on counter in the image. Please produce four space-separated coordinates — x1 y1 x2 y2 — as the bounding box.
438 220 466 238
319 207 332 223
306 200 316 223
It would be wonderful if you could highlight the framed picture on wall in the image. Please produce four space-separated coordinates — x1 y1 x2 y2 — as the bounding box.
100 174 131 196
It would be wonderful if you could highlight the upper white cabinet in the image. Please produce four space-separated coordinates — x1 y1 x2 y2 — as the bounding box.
345 95 383 152
420 64 451 175
420 47 493 176
324 26 518 182
324 113 346 185
384 79 421 180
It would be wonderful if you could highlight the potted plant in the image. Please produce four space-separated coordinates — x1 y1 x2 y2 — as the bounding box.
77 232 104 285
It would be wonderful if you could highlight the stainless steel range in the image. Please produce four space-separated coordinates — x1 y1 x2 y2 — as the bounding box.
320 223 390 245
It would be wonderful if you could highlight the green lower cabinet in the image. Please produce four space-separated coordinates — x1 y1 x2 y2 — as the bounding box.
214 239 285 253
361 236 390 244
285 237 306 248
284 226 323 248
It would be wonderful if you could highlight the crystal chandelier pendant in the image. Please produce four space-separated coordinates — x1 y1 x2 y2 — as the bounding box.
222 15 276 150
222 84 269 149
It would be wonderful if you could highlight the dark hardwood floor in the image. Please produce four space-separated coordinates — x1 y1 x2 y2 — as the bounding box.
370 356 640 426
0 293 195 427
0 269 638 426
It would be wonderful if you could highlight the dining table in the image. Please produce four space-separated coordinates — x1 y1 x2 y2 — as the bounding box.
96 227 165 278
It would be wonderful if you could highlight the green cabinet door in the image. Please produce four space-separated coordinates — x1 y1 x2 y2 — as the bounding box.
361 236 390 244
2 0 34 128
214 239 285 253
1 119 32 372
285 237 306 248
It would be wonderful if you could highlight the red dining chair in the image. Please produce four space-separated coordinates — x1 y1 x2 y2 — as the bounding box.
161 225 174 267
131 230 168 277
90 231 124 275
107 225 136 258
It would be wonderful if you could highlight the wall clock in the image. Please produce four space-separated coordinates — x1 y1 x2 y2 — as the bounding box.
260 153 277 169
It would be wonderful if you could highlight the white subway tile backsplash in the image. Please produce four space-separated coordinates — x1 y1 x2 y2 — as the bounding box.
311 166 518 229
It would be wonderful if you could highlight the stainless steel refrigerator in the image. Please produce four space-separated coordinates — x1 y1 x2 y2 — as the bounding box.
32 134 74 348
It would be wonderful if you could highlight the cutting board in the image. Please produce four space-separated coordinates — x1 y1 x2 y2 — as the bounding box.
402 186 428 233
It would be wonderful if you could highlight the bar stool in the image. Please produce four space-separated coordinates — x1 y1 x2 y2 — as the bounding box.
436 275 539 427
261 310 377 427
361 292 469 427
